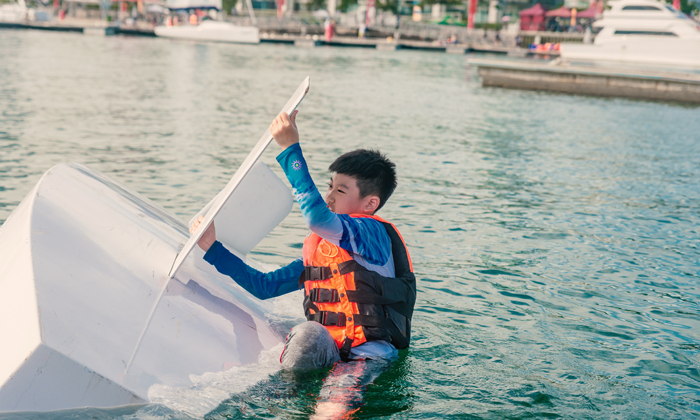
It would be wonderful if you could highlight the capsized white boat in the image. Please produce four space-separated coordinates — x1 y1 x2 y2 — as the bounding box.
559 0 700 68
154 21 260 44
0 78 310 412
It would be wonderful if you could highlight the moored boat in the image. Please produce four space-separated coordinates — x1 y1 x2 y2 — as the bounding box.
154 20 260 44
559 0 700 68
0 0 26 23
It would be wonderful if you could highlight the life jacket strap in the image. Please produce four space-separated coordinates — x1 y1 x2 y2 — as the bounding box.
305 265 333 280
339 337 353 362
308 310 346 327
299 262 361 286
308 288 340 303
298 265 333 287
351 314 386 328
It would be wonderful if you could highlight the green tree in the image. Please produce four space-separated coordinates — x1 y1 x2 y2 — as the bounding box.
308 0 326 10
664 0 699 15
376 0 399 14
338 0 357 12
222 0 238 15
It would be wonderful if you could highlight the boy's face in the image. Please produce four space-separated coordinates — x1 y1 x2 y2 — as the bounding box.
326 173 378 215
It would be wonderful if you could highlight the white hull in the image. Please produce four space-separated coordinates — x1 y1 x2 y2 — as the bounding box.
155 21 260 44
0 162 291 412
560 40 700 68
559 0 700 68
0 4 25 22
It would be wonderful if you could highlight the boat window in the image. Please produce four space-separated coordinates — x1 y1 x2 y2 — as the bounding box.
613 30 678 36
621 5 661 10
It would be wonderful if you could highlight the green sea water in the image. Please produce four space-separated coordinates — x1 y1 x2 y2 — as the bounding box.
1 28 699 419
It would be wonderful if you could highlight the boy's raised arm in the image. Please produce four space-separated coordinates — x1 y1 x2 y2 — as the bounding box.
270 113 392 267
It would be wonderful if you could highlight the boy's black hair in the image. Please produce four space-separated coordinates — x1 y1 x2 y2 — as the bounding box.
329 149 397 212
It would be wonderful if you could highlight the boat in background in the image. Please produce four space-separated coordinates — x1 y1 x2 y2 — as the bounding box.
559 0 700 68
155 21 260 44
0 0 26 23
0 0 52 23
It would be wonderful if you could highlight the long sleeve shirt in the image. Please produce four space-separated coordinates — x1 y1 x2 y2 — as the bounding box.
203 143 394 300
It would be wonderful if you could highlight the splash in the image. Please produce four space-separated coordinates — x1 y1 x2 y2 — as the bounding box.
144 291 305 418
147 343 286 418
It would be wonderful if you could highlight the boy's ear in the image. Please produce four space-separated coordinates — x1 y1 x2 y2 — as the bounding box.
364 195 380 214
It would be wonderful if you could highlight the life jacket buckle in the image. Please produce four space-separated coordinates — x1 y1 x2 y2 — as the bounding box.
315 311 346 327
303 265 333 281
339 337 353 362
309 288 340 303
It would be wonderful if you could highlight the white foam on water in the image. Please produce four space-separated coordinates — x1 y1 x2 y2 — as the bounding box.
145 278 306 419
147 343 285 418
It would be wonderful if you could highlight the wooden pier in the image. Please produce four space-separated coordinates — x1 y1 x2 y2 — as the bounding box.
261 33 510 54
468 58 700 104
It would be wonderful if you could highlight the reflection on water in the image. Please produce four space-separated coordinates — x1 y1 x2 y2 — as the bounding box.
1 29 699 418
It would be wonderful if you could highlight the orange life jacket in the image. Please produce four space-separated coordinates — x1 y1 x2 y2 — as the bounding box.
300 214 416 361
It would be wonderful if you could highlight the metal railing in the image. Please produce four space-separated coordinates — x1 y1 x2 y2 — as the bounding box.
226 14 518 48
518 30 586 47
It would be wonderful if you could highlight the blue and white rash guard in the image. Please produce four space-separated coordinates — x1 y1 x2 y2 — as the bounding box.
204 143 395 300
277 143 395 276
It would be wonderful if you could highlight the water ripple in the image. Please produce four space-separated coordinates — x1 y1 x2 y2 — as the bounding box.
1 29 699 419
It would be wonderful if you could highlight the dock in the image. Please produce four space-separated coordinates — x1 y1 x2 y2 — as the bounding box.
0 21 511 54
0 21 155 36
260 33 511 54
468 58 700 104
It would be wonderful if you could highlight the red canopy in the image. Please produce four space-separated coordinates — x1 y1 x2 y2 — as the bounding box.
520 3 546 30
545 6 571 17
519 3 545 17
576 5 598 18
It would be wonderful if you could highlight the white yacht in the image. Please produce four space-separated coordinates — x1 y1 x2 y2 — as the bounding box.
559 0 700 68
155 20 260 44
0 0 26 23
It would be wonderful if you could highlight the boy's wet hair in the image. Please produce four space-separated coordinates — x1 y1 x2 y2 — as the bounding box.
329 149 397 212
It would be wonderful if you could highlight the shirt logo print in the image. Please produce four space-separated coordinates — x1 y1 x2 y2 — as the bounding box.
292 160 302 171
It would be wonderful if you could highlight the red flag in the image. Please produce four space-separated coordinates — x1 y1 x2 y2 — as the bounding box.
468 0 476 29
276 0 284 20
366 0 375 27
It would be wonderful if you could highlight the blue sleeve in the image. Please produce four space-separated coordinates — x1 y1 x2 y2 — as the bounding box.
276 144 392 266
203 241 303 300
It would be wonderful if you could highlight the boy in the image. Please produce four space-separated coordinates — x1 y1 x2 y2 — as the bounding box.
193 111 416 369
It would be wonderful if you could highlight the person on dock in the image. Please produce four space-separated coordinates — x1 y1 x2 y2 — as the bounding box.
191 110 416 371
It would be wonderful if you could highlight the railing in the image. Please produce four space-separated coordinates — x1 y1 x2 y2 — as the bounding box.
227 15 518 48
518 30 586 47
390 21 518 48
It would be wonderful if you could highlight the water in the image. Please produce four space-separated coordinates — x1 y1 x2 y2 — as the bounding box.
1 29 700 419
